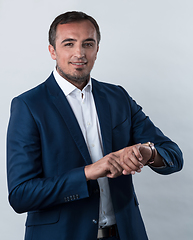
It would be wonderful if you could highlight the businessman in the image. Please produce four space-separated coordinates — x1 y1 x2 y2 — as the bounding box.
7 11 183 240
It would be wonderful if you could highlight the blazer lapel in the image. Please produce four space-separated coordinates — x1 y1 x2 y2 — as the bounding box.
45 73 92 165
92 79 113 156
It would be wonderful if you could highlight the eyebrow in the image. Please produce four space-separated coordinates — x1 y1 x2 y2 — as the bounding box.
61 38 96 44
61 38 76 44
84 38 96 43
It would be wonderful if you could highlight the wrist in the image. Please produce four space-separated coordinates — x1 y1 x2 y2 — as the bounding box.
84 165 91 181
144 142 156 165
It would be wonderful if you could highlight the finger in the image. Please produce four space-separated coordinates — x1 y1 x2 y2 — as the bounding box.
132 144 143 161
122 162 142 174
127 151 143 167
107 158 123 178
106 164 122 178
110 160 123 175
122 167 142 175
127 146 144 167
122 168 134 175
99 153 122 178
110 153 123 172
120 151 143 173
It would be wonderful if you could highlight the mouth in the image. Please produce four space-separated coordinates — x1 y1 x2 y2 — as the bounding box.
70 62 87 66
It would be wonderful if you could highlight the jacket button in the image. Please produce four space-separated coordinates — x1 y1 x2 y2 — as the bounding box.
72 195 76 200
169 161 174 166
76 194 79 199
92 219 98 224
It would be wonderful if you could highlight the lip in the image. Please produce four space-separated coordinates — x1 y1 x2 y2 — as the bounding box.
70 62 87 66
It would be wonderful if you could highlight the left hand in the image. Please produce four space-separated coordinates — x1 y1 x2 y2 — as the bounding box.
115 143 152 175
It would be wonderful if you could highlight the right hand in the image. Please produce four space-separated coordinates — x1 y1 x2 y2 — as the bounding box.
84 153 123 181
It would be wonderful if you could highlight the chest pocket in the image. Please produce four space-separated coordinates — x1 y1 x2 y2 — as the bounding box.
112 118 132 151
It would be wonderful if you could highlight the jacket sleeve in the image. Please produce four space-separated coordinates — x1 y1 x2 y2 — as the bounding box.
7 97 90 214
119 86 183 175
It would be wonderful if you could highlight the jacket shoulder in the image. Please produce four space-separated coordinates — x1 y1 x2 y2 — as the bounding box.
91 77 133 103
91 78 128 95
92 78 121 89
12 73 55 104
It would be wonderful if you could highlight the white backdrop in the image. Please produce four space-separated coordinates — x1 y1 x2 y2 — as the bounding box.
1 0 192 239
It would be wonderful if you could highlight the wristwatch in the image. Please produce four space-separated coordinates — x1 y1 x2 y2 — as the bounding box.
144 142 156 165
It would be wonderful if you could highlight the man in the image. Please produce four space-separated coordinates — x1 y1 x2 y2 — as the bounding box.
7 11 183 240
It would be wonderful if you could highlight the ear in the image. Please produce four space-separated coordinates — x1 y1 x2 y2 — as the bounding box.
48 45 56 60
97 45 99 53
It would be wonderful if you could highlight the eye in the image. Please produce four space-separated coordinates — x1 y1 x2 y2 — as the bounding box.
64 42 73 47
83 42 94 48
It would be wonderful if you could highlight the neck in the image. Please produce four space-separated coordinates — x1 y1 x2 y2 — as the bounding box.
56 66 89 90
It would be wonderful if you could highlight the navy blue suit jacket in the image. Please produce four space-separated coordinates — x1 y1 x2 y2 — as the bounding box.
7 73 183 240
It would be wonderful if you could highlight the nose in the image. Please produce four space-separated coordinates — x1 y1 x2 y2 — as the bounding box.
74 45 85 58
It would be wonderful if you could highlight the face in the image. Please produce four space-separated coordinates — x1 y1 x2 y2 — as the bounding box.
49 20 99 89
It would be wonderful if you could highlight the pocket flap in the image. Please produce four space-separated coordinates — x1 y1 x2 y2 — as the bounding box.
26 208 60 226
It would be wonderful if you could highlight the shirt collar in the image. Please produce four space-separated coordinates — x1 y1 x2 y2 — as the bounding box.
53 68 92 96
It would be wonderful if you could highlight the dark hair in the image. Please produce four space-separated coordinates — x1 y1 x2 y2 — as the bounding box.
49 11 101 49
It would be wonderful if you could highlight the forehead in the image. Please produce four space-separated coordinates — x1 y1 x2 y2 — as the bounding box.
55 20 97 41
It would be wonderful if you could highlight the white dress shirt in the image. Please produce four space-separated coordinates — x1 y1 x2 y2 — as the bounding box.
53 69 116 227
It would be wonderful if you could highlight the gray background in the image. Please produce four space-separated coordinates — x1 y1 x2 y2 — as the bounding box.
1 0 192 239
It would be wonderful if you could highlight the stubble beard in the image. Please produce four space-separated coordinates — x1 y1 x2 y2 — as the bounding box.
57 65 90 84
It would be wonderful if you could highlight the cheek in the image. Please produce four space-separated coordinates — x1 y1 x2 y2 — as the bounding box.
93 51 98 61
56 48 72 61
89 52 98 63
57 55 70 66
